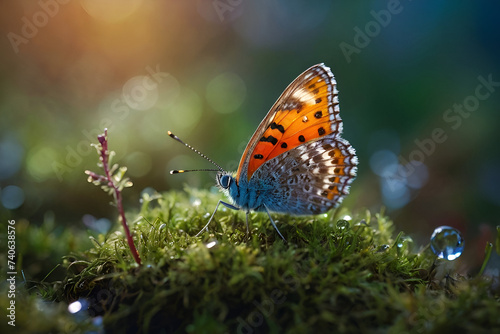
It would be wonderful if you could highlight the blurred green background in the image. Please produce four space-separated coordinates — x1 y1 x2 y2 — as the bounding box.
1 1 499 273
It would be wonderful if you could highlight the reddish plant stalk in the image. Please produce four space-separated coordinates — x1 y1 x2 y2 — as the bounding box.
89 129 141 265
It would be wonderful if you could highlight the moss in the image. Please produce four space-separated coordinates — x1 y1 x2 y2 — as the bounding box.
5 188 500 333
8 214 93 281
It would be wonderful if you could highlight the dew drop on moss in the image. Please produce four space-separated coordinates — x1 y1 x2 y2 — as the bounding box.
376 244 390 252
336 219 350 231
430 226 464 261
205 239 218 248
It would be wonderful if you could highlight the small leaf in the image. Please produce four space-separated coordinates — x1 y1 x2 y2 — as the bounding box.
108 150 116 164
90 143 101 154
110 163 119 175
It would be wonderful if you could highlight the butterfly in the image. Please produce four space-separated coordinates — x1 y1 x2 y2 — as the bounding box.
169 63 358 241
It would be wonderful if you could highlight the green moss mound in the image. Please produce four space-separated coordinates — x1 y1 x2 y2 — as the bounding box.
6 189 500 333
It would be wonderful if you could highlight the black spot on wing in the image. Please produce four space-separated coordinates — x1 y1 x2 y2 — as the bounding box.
270 122 285 134
260 135 278 145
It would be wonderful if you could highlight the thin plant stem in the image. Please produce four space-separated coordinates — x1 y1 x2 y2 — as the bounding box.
87 129 142 266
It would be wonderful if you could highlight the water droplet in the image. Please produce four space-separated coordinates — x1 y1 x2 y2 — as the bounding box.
430 226 464 261
205 239 218 249
336 220 349 231
355 219 368 226
376 244 390 252
395 234 413 255
140 187 160 202
342 215 352 221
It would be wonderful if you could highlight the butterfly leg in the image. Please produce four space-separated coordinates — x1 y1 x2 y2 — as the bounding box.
263 204 287 242
195 200 239 237
245 211 251 237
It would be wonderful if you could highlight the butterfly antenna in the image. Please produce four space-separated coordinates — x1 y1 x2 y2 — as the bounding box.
168 131 225 173
170 169 220 174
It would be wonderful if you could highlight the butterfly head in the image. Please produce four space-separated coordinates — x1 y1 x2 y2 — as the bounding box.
216 171 238 196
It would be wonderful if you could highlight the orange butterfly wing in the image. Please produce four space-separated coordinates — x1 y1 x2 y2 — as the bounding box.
236 64 344 182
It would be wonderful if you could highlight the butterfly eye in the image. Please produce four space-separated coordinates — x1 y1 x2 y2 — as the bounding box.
219 175 231 189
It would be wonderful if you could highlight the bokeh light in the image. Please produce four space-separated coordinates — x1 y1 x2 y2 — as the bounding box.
206 72 246 114
27 145 59 182
369 150 398 177
122 76 159 111
232 0 331 48
370 147 429 210
124 151 152 178
1 185 25 209
0 136 24 180
81 0 143 23
166 88 203 134
82 214 111 234
68 300 83 314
